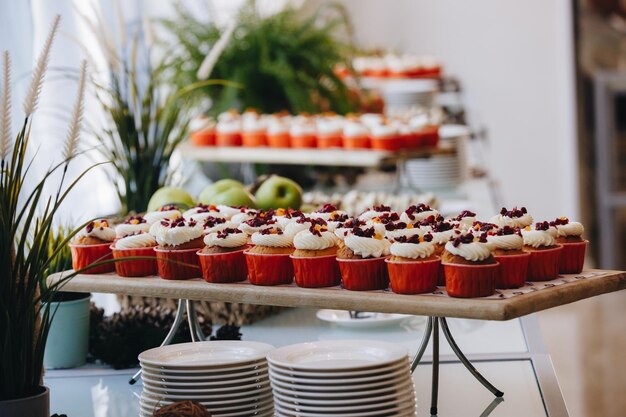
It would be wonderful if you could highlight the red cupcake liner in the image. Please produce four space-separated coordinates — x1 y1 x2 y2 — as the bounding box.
443 263 499 298
317 135 343 149
494 253 531 289
244 251 294 286
337 257 389 291
215 132 242 147
190 131 215 146
342 136 370 149
290 135 317 148
241 132 268 147
386 258 440 294
197 248 248 283
69 243 114 274
437 263 446 286
291 255 341 288
370 136 402 151
416 126 439 148
527 245 563 281
267 134 291 148
153 247 201 280
111 245 157 277
558 241 588 274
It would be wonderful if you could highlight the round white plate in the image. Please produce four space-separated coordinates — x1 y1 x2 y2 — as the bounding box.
142 373 269 390
142 380 271 397
274 396 415 414
269 366 411 386
142 380 271 401
274 402 415 417
273 382 415 406
271 378 413 400
139 341 274 368
140 358 267 375
267 340 408 371
269 370 411 392
141 365 268 383
315 310 412 329
141 394 273 411
269 358 407 378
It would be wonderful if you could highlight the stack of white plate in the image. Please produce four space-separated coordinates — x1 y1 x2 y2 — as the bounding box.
267 340 416 417
138 341 275 417
405 154 463 190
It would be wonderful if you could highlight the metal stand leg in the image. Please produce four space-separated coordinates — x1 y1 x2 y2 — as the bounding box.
186 299 205 342
411 317 433 372
440 318 504 397
129 300 187 385
430 318 440 416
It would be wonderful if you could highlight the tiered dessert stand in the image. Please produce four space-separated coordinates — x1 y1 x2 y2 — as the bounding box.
48 269 626 415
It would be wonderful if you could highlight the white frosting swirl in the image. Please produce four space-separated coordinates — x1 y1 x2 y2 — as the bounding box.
491 213 534 228
400 209 438 223
250 231 293 248
390 241 435 259
216 205 243 219
385 225 427 240
556 221 584 237
343 121 369 138
231 211 257 224
204 232 248 248
444 240 492 262
290 123 316 137
144 210 181 225
370 124 398 138
293 230 337 251
216 119 241 134
431 229 458 245
359 210 394 222
203 220 237 235
310 210 348 222
238 221 276 235
522 229 556 248
189 116 215 132
115 223 150 238
343 234 390 258
487 234 523 251
284 220 313 236
78 221 116 242
154 222 203 247
115 233 157 249
189 211 226 223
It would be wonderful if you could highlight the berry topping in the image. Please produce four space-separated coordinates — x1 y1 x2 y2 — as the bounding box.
244 217 277 227
534 221 551 231
351 226 376 238
329 212 350 222
419 214 444 226
125 215 146 225
495 226 521 236
317 203 338 213
339 218 364 229
453 210 476 221
550 217 569 226
309 223 328 236
86 219 109 233
500 206 528 218
203 216 226 228
194 204 219 214
216 228 243 238
371 212 400 224
472 221 498 232
431 221 454 233
385 221 407 231
451 232 475 247
162 217 196 228
404 203 434 219
159 205 179 211
260 227 283 235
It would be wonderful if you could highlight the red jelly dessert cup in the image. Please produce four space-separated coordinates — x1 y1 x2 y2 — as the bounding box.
370 136 402 151
245 251 294 286
443 263 499 298
494 252 531 289
197 248 248 284
190 131 215 146
317 135 343 149
153 247 201 280
215 132 242 147
558 240 588 274
110 245 157 277
527 245 563 281
241 132 268 147
291 254 341 288
385 258 440 294
416 126 439 148
69 243 114 274
337 257 389 291
290 135 317 148
342 136 370 149
267 134 291 148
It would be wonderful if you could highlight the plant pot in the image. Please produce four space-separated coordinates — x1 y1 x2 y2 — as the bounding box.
43 292 90 369
0 386 49 417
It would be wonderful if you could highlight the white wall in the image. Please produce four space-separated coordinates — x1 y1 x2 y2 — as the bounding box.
332 0 579 221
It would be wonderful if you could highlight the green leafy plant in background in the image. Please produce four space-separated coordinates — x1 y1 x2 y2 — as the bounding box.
44 225 73 279
0 16 100 401
163 1 358 115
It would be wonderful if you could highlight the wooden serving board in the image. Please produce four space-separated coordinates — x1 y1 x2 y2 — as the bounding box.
47 269 626 321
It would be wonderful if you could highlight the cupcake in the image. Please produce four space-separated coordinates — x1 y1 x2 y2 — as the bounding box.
485 225 529 289
111 231 157 277
386 233 440 294
491 207 533 228
215 115 242 146
366 212 401 236
114 215 150 239
369 122 401 151
241 112 268 147
230 208 259 224
198 228 249 283
245 227 294 285
342 120 370 149
384 221 427 240
273 208 305 228
400 204 439 223
333 218 366 241
70 219 115 274
336 226 390 291
152 217 203 280
326 212 351 232
552 217 586 274
441 232 498 298
201 216 236 235
289 120 317 148
144 205 181 225
521 221 563 281
216 205 246 220
309 204 348 222
358 204 396 222
316 117 344 148
284 216 319 236
450 210 477 230
266 117 291 148
183 204 224 223
429 219 459 285
291 224 341 287
238 216 279 236
189 115 216 146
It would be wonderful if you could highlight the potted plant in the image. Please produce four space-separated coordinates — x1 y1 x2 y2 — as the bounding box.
0 16 98 416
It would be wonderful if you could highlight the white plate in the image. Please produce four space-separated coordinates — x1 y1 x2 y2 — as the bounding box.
142 380 271 400
269 358 407 377
141 394 273 411
271 378 413 399
142 380 271 397
270 372 411 393
267 340 408 371
274 396 415 414
269 366 410 386
274 401 416 417
141 365 268 384
315 310 413 329
140 358 267 374
142 373 269 390
139 341 274 368
141 399 274 417
273 382 415 406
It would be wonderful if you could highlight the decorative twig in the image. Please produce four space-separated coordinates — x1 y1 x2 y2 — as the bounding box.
63 61 87 161
0 51 11 160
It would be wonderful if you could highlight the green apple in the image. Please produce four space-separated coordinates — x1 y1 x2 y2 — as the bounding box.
198 179 245 204
254 175 302 210
147 187 195 212
209 187 257 208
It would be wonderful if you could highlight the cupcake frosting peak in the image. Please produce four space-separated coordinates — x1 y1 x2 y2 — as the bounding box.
115 232 156 249
390 233 435 259
153 217 203 247
343 227 391 258
491 206 533 228
251 227 293 247
204 228 248 248
551 217 584 237
79 219 116 242
293 225 337 251
521 223 556 248
444 232 492 261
